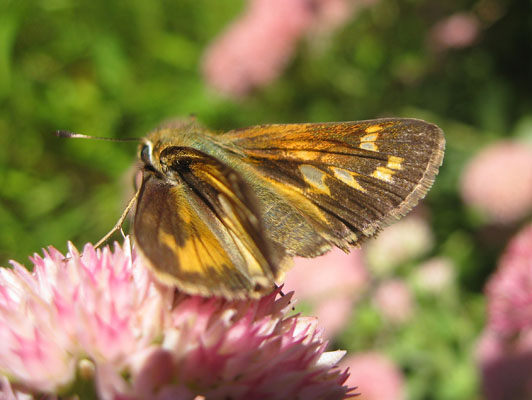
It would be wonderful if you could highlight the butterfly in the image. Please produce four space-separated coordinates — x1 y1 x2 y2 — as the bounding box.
109 117 444 299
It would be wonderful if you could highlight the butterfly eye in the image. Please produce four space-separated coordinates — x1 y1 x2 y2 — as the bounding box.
140 144 152 165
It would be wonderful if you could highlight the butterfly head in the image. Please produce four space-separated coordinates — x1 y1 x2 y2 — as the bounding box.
139 136 203 182
139 119 214 179
139 137 179 181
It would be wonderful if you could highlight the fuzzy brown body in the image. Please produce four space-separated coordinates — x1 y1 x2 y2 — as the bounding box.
133 118 445 299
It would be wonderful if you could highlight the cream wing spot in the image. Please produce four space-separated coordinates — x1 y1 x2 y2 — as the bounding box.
332 167 367 192
371 166 395 183
360 142 378 151
299 164 331 195
387 156 404 170
361 133 378 142
359 133 379 152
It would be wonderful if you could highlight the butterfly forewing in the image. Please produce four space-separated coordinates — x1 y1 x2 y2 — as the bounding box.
216 118 445 257
134 147 282 299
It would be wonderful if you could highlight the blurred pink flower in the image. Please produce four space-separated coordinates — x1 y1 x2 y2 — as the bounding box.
0 239 354 399
203 0 314 97
429 13 480 51
283 248 367 300
476 330 532 400
461 141 532 223
486 224 532 337
363 214 433 275
477 224 532 399
282 248 367 338
202 0 377 97
340 352 405 400
413 257 455 294
313 296 355 339
373 279 414 324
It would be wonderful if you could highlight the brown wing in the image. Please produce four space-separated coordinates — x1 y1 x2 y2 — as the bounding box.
217 118 445 258
133 147 283 299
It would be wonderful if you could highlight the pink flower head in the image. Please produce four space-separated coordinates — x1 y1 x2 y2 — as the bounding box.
340 352 405 400
129 295 352 400
0 238 167 395
486 224 532 337
0 239 354 399
461 141 532 223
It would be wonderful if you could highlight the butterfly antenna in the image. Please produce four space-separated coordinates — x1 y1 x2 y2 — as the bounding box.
55 130 139 142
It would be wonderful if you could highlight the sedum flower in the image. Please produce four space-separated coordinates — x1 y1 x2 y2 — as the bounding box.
0 238 353 399
0 238 169 397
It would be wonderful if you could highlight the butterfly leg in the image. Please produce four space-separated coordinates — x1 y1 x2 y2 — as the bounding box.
94 188 140 249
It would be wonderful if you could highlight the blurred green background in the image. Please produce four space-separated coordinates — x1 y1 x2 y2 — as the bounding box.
1 0 531 399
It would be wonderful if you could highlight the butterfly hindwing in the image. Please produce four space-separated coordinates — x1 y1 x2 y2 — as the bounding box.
134 147 282 299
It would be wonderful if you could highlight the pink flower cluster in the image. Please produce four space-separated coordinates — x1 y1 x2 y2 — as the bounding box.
0 239 353 399
202 0 377 97
477 224 532 400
